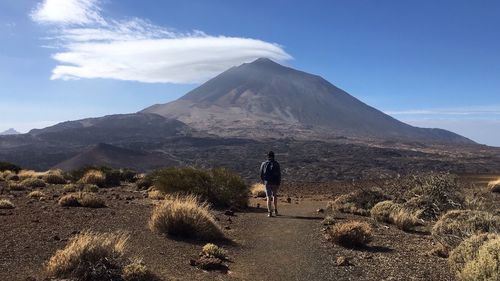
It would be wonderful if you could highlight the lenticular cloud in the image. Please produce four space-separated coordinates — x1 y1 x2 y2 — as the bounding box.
31 0 292 83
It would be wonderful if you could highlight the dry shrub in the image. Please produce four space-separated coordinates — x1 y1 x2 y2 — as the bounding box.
149 195 224 240
63 184 79 193
59 194 81 207
44 171 67 185
58 192 105 208
372 201 421 231
202 243 228 260
449 233 498 275
458 236 500 281
328 188 388 216
78 192 106 208
148 189 164 200
83 184 99 193
432 210 500 249
250 183 266 198
325 221 373 247
0 199 15 209
403 173 464 221
5 172 19 182
45 231 129 280
122 259 158 281
135 177 152 190
487 179 500 193
80 170 106 187
322 216 336 226
28 190 45 199
18 170 44 180
8 182 25 191
20 178 46 188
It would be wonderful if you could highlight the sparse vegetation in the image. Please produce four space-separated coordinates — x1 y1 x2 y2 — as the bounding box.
58 192 105 208
458 236 499 281
449 233 498 275
152 167 248 208
44 170 67 184
147 189 164 200
45 231 129 280
371 201 420 231
18 170 44 180
432 210 500 249
328 188 388 216
79 170 106 187
0 199 15 209
487 179 500 193
63 183 79 192
149 195 224 240
28 190 45 199
135 177 152 190
20 177 46 188
83 184 99 193
5 172 19 182
402 173 465 221
250 183 266 197
8 182 25 191
325 221 373 247
122 259 157 281
202 243 228 260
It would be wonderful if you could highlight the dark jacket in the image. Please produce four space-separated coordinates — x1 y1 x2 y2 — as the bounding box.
260 159 281 185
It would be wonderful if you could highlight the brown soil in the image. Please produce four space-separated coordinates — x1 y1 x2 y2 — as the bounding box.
1 179 496 280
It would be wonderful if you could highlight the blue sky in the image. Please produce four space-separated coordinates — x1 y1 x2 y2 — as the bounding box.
1 0 499 146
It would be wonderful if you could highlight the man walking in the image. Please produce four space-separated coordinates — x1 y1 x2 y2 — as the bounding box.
260 151 281 217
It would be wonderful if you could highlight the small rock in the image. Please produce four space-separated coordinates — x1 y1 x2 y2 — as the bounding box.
125 196 133 201
316 208 325 213
189 259 197 266
53 235 60 241
256 203 261 208
226 217 232 223
336 256 350 266
224 226 231 230
286 197 292 203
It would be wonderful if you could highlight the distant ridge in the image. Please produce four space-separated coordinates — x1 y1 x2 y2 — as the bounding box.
0 128 20 135
143 58 473 144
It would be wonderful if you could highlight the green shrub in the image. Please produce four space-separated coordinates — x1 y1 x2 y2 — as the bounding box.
0 162 21 173
152 167 248 208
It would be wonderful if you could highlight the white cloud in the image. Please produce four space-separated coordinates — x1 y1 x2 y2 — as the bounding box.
31 0 105 25
31 0 292 83
385 105 500 116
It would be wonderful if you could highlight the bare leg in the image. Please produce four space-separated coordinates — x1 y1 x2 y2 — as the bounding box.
267 196 273 213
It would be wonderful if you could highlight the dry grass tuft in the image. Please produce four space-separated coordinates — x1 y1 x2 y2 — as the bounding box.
487 179 500 193
202 243 228 260
449 233 498 275
28 190 45 199
45 231 129 280
80 170 106 187
325 221 373 247
44 170 67 185
250 183 266 198
432 210 500 249
58 192 105 208
63 184 78 193
371 201 421 231
20 177 46 188
328 188 388 216
149 195 224 240
0 199 15 209
8 182 25 191
122 259 158 281
148 189 165 200
458 236 500 281
82 184 99 193
18 170 44 180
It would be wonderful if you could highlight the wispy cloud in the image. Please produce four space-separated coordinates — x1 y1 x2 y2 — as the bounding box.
30 0 292 83
384 105 500 117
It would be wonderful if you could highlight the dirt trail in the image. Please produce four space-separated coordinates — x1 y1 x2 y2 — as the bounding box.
227 199 337 281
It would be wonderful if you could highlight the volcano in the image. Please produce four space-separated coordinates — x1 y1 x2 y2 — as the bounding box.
143 58 472 144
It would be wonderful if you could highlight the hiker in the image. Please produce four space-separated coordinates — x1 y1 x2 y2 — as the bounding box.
260 151 281 217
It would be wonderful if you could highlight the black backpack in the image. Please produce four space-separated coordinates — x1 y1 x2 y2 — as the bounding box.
263 160 279 182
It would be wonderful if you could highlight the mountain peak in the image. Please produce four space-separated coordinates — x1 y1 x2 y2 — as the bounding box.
0 128 20 135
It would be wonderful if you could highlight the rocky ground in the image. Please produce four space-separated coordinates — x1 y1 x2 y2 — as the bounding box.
0 175 498 281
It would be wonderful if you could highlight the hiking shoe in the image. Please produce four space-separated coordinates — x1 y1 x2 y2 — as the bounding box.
274 209 278 216
268 212 272 217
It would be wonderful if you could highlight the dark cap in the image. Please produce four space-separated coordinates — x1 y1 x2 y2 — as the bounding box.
267 151 275 158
